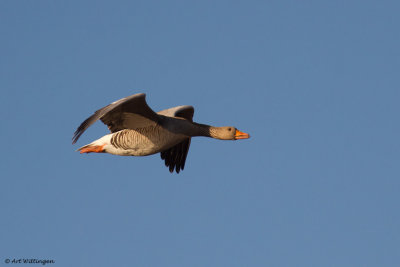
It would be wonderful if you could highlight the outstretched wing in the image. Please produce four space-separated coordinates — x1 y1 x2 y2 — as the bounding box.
72 93 160 144
158 105 194 173
157 105 194 121
160 138 191 173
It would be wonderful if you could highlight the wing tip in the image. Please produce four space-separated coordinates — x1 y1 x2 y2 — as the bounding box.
160 138 190 174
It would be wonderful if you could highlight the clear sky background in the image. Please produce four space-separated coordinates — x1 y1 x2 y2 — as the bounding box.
1 1 399 266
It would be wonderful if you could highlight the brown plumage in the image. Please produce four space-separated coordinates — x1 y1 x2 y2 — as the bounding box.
72 93 250 173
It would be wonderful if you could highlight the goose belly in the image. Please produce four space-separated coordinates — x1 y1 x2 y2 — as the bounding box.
106 128 186 156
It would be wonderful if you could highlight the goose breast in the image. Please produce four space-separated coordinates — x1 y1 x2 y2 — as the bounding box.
106 126 188 156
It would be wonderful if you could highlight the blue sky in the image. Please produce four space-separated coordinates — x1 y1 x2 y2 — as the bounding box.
1 0 399 266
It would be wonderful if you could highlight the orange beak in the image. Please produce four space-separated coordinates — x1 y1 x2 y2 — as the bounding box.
235 129 250 140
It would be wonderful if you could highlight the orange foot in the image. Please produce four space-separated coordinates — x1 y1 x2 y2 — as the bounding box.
79 144 105 154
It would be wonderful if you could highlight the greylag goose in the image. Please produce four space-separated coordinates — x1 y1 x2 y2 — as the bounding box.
72 93 250 173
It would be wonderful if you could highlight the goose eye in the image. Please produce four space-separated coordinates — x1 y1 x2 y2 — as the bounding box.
228 128 232 131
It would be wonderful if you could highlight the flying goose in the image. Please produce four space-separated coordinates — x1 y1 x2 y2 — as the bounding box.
72 93 250 173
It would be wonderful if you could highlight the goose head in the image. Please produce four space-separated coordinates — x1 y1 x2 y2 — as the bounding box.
210 127 250 140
